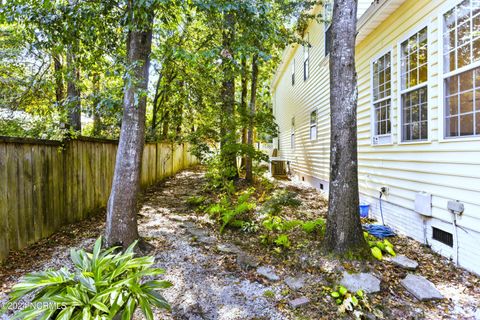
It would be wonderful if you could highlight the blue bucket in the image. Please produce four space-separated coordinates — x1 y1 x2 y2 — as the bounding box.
359 204 370 218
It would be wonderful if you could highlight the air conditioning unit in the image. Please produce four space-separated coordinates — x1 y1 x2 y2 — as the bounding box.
270 159 287 177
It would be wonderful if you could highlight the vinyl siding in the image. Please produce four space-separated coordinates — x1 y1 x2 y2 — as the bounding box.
273 0 480 275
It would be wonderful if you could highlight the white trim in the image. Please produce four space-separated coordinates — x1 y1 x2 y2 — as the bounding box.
438 0 480 142
370 47 394 146
396 19 433 144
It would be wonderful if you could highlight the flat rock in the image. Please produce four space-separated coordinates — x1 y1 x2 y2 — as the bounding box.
237 254 259 268
196 236 216 244
186 227 209 238
340 272 381 293
217 243 242 254
257 266 280 281
169 215 189 222
401 274 443 301
288 297 310 308
386 255 418 270
285 275 308 290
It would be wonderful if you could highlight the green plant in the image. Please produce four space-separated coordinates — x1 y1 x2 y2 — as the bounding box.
262 290 275 299
0 237 172 320
364 232 396 260
274 234 291 249
330 286 371 318
301 218 325 234
261 190 301 216
186 195 207 207
207 188 257 234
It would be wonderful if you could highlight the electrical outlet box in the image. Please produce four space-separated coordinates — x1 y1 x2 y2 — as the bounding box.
415 192 432 216
380 186 389 196
447 200 464 215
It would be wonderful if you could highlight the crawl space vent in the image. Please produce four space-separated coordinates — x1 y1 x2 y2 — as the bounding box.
432 227 453 247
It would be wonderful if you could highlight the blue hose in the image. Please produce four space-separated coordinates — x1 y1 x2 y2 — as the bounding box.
362 192 396 239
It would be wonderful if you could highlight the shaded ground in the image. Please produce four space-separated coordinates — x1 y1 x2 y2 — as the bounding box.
0 166 479 319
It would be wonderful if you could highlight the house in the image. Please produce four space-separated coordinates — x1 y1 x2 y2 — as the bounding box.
271 0 480 275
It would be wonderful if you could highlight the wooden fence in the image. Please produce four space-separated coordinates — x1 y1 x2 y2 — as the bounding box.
0 136 197 262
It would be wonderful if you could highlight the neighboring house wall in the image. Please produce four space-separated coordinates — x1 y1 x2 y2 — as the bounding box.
272 0 480 275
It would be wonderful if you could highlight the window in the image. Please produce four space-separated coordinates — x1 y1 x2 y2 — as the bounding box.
400 27 429 141
304 34 310 81
324 0 333 56
291 59 295 86
372 52 392 141
290 117 295 149
443 0 480 138
310 110 317 140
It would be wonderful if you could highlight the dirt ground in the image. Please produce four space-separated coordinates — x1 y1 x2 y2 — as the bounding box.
0 167 479 320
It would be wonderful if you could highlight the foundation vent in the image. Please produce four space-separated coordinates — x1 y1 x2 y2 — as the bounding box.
432 227 453 247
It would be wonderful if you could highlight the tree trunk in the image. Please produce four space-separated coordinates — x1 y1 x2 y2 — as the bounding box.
220 11 238 178
323 0 369 257
245 54 258 182
161 110 169 139
92 73 103 136
150 72 162 138
105 5 154 249
240 56 248 170
66 52 82 132
53 55 64 105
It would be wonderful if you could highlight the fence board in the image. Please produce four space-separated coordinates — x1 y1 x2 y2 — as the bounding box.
0 143 9 258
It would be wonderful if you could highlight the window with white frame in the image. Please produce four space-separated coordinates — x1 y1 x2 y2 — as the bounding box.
290 117 295 149
304 33 310 81
400 27 429 141
291 59 295 86
372 52 392 140
324 0 333 56
310 110 317 140
443 0 480 137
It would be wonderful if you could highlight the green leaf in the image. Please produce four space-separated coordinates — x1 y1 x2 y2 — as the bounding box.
371 247 383 260
330 291 340 298
338 286 348 296
356 290 364 298
385 245 396 257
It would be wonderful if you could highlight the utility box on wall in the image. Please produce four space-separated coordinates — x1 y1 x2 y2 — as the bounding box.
415 192 432 216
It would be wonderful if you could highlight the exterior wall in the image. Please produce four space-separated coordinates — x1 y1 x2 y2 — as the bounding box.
272 0 480 274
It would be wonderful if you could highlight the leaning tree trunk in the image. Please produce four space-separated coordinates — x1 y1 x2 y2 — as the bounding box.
53 54 64 105
105 6 154 249
323 0 369 257
220 11 238 178
245 54 258 182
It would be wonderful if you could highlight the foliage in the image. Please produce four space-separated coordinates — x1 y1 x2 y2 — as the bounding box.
330 286 371 319
301 218 325 234
0 237 171 320
364 232 396 260
207 187 257 234
261 190 302 216
274 234 291 249
186 195 207 207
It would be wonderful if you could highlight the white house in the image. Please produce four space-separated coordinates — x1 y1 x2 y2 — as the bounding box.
271 0 480 275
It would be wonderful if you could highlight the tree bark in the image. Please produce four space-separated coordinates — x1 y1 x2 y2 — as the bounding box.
92 73 103 136
149 72 163 138
323 0 369 257
245 54 258 182
220 11 238 178
66 52 82 132
53 55 64 105
240 56 248 170
105 5 154 249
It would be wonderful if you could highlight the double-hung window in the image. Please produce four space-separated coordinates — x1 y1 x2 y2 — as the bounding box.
292 59 295 86
304 34 310 81
324 0 333 56
400 27 429 142
372 52 392 144
290 117 295 149
443 0 480 138
310 110 317 140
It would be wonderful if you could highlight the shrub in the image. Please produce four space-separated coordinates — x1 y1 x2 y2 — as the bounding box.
301 218 326 234
0 237 172 320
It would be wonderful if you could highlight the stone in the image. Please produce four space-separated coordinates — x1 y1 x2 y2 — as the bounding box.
386 255 418 270
217 243 242 254
401 274 443 301
186 226 209 238
257 266 280 281
237 254 259 268
285 275 308 291
196 236 216 245
339 272 381 293
169 215 188 222
288 297 310 308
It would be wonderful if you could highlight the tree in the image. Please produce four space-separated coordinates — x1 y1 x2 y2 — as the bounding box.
323 0 369 257
105 1 155 248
